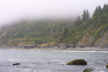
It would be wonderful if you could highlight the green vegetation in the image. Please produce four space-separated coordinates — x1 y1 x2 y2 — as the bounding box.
57 4 108 46
0 19 74 46
0 4 108 47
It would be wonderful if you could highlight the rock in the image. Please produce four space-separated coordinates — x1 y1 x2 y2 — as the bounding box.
106 64 108 68
83 68 93 72
66 59 87 65
13 63 20 66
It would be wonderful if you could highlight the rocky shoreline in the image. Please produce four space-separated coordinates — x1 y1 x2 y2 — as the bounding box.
1 46 108 52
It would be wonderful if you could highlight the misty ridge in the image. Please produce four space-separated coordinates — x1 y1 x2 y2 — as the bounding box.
0 6 94 27
0 9 93 28
0 7 89 31
0 0 108 48
0 0 106 25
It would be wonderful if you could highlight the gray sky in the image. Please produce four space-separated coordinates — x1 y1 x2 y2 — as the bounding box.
0 0 107 25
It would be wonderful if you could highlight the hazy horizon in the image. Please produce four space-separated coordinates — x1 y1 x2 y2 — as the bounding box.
0 0 107 25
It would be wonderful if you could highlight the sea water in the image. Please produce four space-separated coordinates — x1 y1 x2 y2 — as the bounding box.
0 48 108 72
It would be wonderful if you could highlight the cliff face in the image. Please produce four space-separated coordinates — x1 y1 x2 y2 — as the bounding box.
52 32 108 48
75 32 108 48
76 35 94 47
53 31 108 48
94 32 108 48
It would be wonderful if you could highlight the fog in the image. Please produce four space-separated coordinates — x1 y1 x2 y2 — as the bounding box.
0 0 107 25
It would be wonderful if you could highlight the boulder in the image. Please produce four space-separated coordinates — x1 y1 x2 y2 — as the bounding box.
83 68 93 72
13 63 20 66
66 59 87 65
106 64 108 68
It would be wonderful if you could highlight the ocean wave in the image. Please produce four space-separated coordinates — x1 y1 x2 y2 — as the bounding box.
53 50 97 52
52 50 108 53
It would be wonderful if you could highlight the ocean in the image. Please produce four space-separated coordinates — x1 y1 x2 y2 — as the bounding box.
0 48 108 72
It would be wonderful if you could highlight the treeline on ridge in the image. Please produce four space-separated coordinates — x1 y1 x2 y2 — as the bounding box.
57 4 108 48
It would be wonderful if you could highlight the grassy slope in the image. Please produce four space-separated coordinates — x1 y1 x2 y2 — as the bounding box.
0 19 74 46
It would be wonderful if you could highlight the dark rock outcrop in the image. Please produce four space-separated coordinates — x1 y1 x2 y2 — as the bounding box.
83 68 93 72
66 59 87 65
20 46 36 48
13 63 20 66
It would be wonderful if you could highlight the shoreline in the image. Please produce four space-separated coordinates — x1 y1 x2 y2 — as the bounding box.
0 47 108 51
36 48 108 51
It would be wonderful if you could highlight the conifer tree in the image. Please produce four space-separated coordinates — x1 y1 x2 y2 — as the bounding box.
82 9 90 21
102 4 108 14
93 5 102 16
82 10 86 21
74 16 81 27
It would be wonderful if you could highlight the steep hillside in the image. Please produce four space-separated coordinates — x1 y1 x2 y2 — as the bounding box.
1 4 108 48
54 4 108 48
0 19 74 47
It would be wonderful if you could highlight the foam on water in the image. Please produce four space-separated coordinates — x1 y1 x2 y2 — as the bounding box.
60 50 97 52
52 50 108 53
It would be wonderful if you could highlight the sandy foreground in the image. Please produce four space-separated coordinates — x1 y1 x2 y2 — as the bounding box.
1 47 108 51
